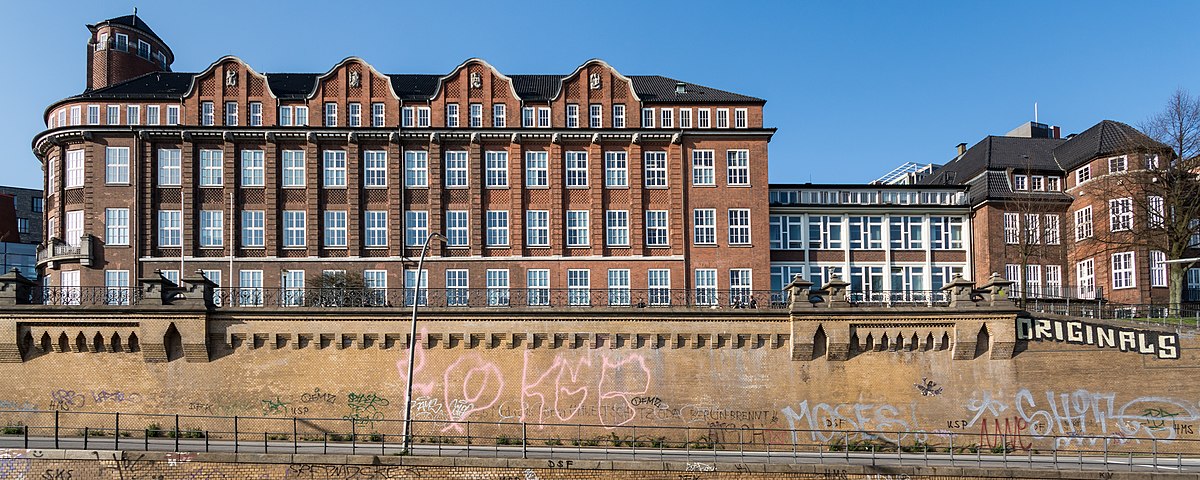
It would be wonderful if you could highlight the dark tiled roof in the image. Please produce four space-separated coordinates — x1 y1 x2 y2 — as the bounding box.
922 136 1066 186
966 170 1072 204
1053 120 1166 171
100 15 162 40
56 70 765 105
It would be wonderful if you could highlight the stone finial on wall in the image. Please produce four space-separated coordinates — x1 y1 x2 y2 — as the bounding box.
180 270 218 310
140 270 186 306
978 273 1016 307
786 275 814 313
820 276 852 308
0 268 35 306
942 274 977 307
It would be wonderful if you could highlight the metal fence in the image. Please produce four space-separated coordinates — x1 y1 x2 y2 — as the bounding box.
0 410 1194 471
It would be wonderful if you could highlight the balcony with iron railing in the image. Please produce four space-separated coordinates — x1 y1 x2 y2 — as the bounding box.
35 235 95 268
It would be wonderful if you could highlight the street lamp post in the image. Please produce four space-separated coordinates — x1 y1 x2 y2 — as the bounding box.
402 232 446 454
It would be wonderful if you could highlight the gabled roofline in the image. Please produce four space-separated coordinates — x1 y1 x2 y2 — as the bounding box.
428 58 521 102
551 59 641 103
182 56 275 99
307 57 400 100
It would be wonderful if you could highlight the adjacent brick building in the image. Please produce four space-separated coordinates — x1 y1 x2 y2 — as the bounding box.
34 14 775 307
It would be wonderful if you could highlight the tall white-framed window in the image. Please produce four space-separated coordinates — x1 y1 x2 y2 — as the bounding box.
349 103 363 127
486 210 510 247
105 147 130 184
566 151 588 187
446 269 470 307
697 108 711 128
401 107 413 127
537 107 551 128
715 108 729 128
363 269 387 306
167 105 180 126
612 104 626 128
241 211 264 247
604 151 628 187
157 210 181 247
323 211 347 248
364 210 388 248
1023 213 1041 245
137 39 150 58
679 108 692 128
726 150 750 186
87 105 100 125
589 104 602 128
486 269 510 306
644 151 667 187
405 150 429 187
224 101 238 126
522 107 535 128
446 210 469 247
1151 250 1168 288
566 210 590 247
648 269 671 306
1109 155 1127 173
279 106 293 126
1077 258 1095 299
107 105 121 125
405 210 428 246
728 209 751 245
296 106 309 126
363 150 387 187
492 104 506 127
249 102 262 126
199 210 224 247
695 269 718 306
1045 265 1063 297
646 210 669 247
566 104 579 128
371 102 385 127
568 269 591 306
65 149 85 188
324 102 338 127
485 151 509 187
443 150 467 187
1013 174 1027 191
642 108 655 128
1148 195 1165 228
64 211 83 246
104 270 131 306
692 150 715 185
607 269 630 306
417 107 430 127
1031 176 1044 191
526 210 549 247
241 150 265 187
282 270 305 307
730 269 753 305
146 105 160 125
323 150 347 188
1074 206 1093 241
104 208 129 245
69 106 80 125
693 209 716 245
199 149 223 187
1044 214 1060 245
734 108 747 128
1025 265 1042 298
201 101 214 126
283 211 307 248
156 148 180 187
1047 177 1061 191
1111 251 1135 289
525 151 548 187
469 103 483 128
605 210 629 247
126 105 140 125
445 103 459 127
1003 212 1019 244
238 270 264 307
56 109 65 128
1109 198 1133 231
660 108 673 128
282 150 306 187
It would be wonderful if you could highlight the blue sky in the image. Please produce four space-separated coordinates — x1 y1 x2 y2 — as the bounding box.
2 0 1197 189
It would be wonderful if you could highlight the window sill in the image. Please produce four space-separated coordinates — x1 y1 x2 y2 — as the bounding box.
323 246 348 249
644 186 669 190
242 185 266 189
605 186 630 190
692 184 717 188
728 244 754 248
323 186 348 190
566 186 590 190
692 244 718 248
404 186 430 190
363 186 388 189
156 185 182 189
728 184 753 188
646 245 670 248
606 244 630 248
485 186 511 190
281 186 307 190
241 246 266 249
485 245 512 249
199 246 225 250
104 183 132 187
282 247 307 250
199 185 225 189
363 246 389 250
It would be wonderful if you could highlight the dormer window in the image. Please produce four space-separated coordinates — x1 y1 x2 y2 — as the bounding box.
1076 166 1091 184
1047 176 1061 191
154 51 167 68
1109 155 1127 173
114 33 127 52
1013 174 1027 191
1146 154 1160 169
1031 175 1044 191
137 40 150 60
446 103 459 128
224 101 238 126
95 33 108 51
324 102 338 127
201 101 214 126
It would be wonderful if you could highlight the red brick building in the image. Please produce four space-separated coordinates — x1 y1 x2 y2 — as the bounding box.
34 14 775 307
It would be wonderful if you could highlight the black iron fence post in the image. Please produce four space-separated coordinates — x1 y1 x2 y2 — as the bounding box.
114 412 119 450
293 417 298 454
53 410 58 449
174 414 180 451
351 420 357 454
234 416 239 453
522 422 528 459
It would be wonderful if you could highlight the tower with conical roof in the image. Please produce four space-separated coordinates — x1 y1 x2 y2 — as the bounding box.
85 12 173 91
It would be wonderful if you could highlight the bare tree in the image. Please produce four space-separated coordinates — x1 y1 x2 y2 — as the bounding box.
1001 161 1072 301
1088 89 1200 308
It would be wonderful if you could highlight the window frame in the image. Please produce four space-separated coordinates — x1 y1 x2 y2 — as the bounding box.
526 210 550 247
605 210 629 247
323 210 348 248
726 149 750 186
105 147 130 185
